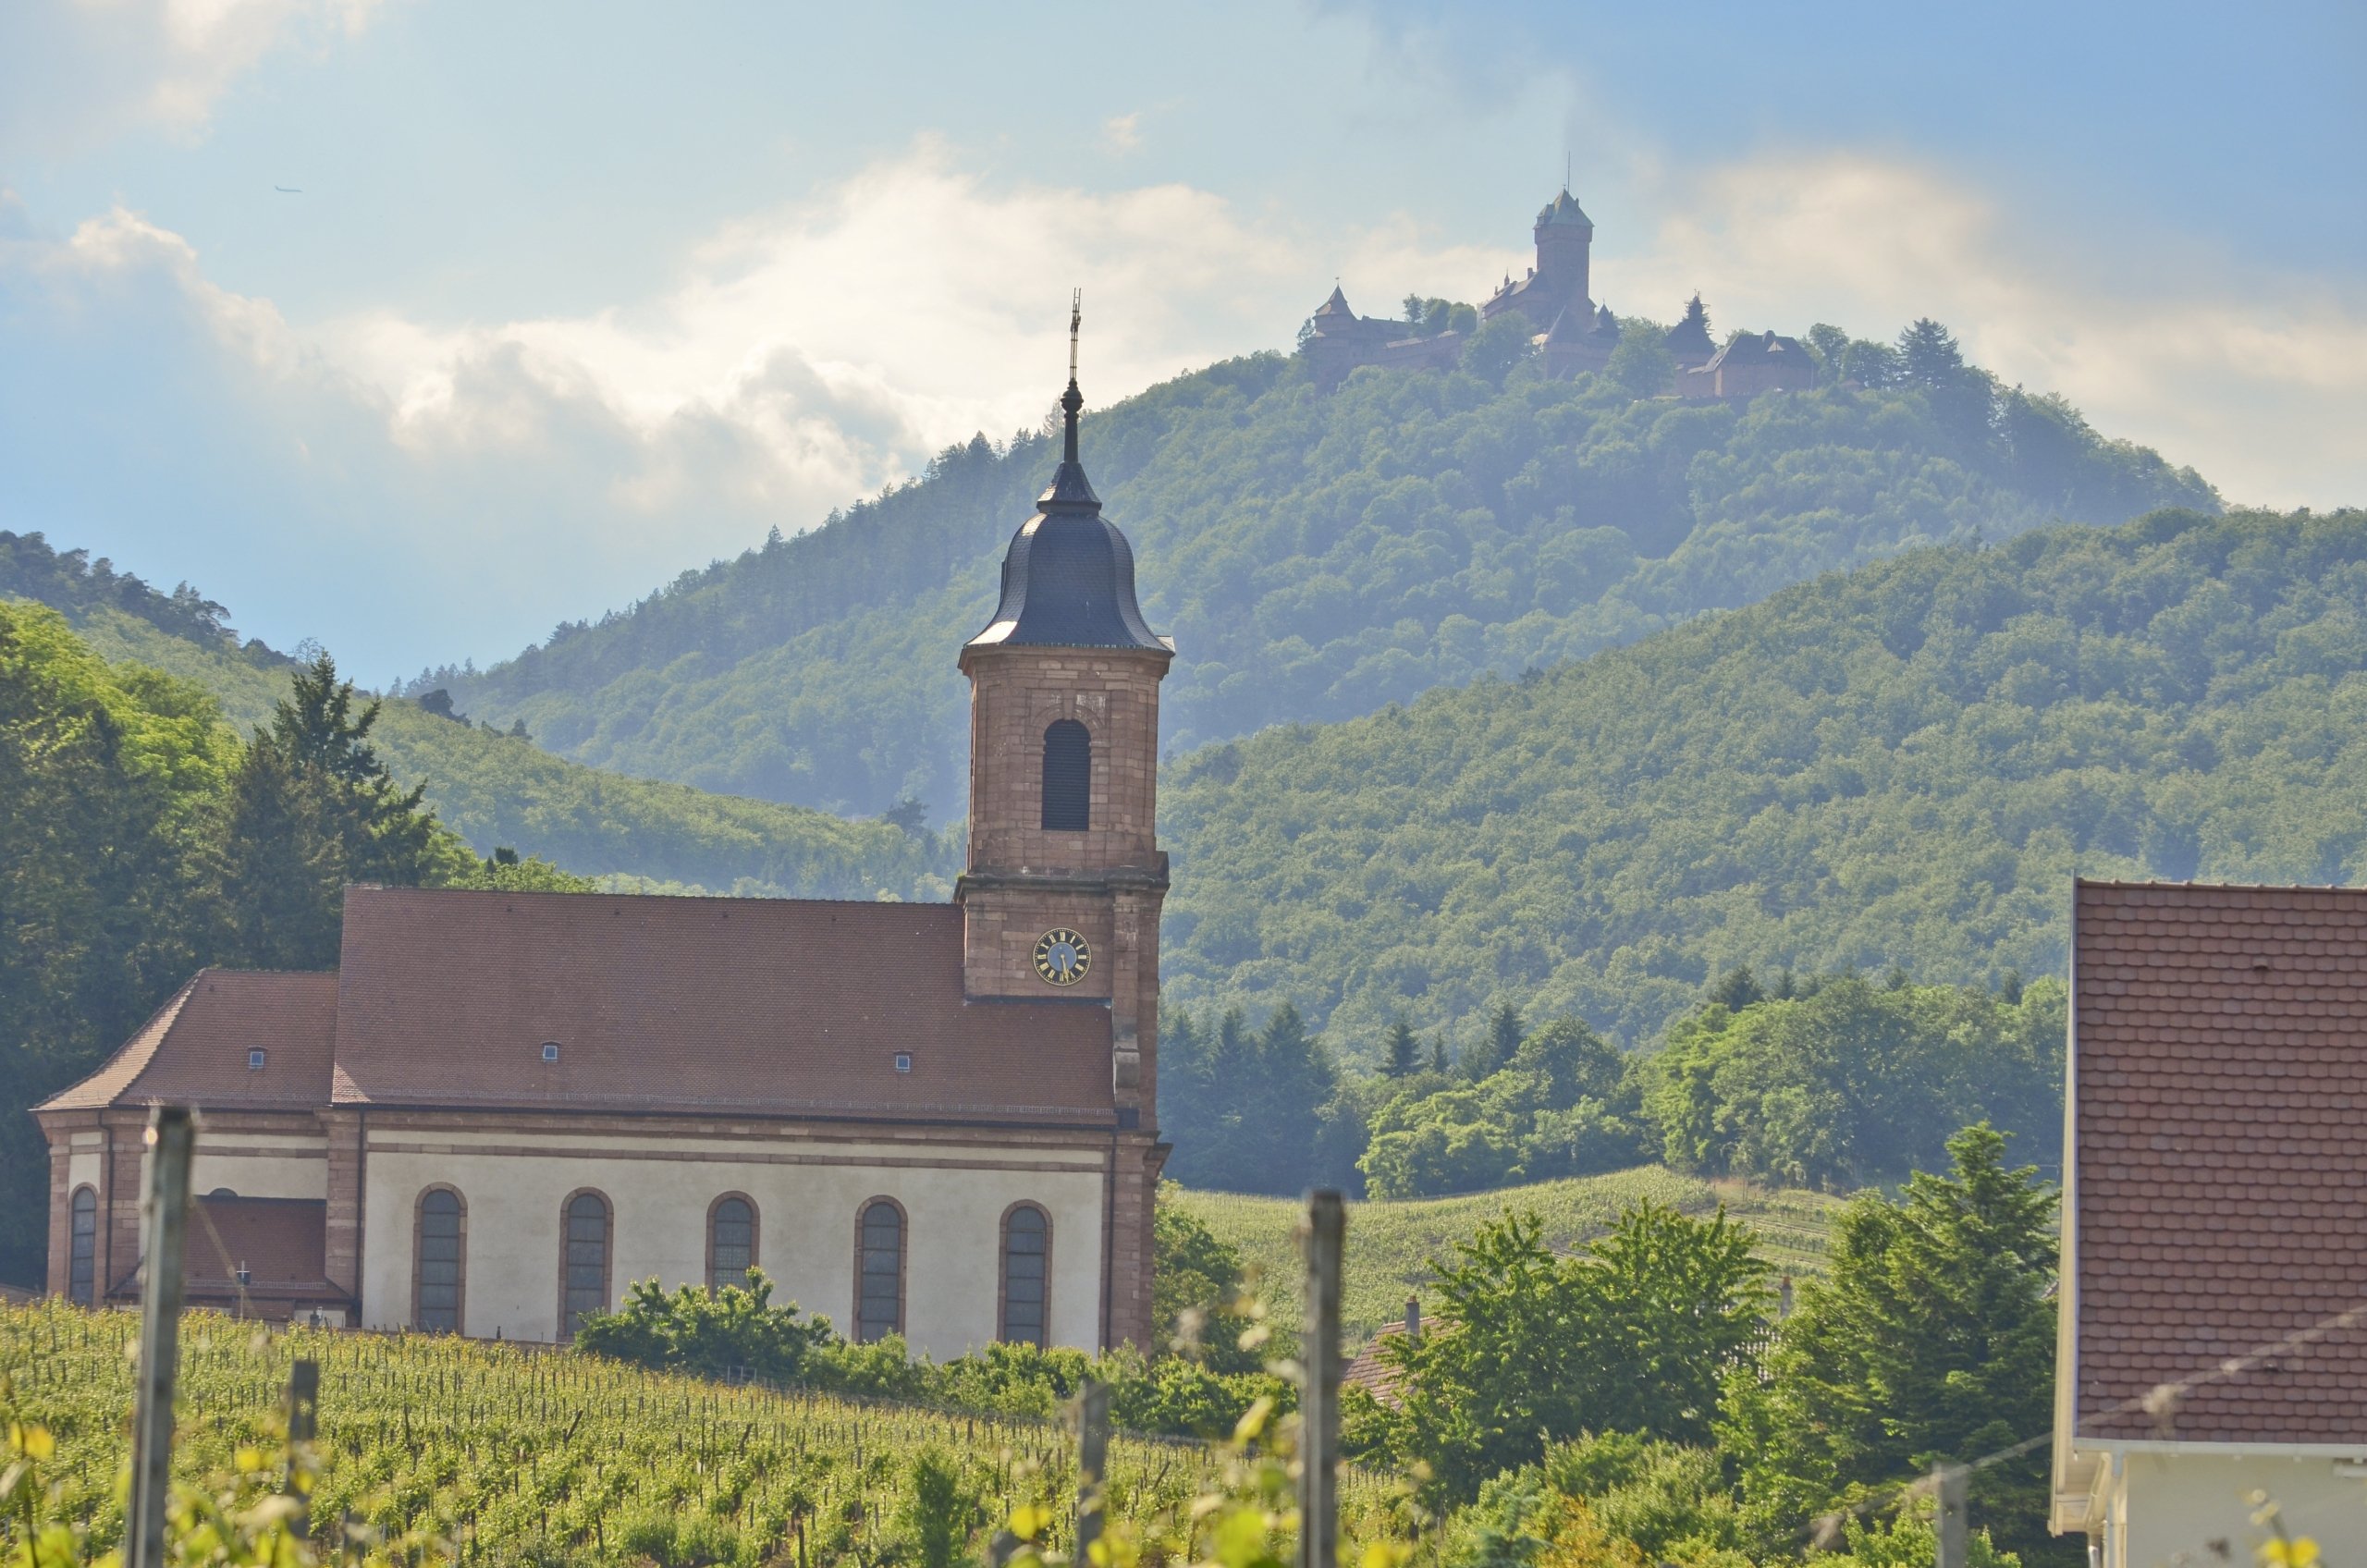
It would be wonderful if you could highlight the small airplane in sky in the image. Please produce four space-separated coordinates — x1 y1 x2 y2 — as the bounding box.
275 186 302 194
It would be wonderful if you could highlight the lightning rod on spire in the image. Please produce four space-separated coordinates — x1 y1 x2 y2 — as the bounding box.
1061 288 1085 467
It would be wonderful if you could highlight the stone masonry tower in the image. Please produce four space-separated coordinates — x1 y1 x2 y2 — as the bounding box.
1535 188 1595 318
957 330 1172 1349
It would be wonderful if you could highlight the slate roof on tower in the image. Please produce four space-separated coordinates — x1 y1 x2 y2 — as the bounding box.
1537 189 1594 231
967 374 1169 655
2067 879 2367 1445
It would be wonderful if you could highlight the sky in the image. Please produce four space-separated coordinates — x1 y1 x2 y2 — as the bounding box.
2 0 2361 681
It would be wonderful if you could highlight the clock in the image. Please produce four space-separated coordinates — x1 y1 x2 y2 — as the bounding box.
1034 928 1092 987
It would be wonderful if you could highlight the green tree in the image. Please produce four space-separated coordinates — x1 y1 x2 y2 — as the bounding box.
1604 320 1676 398
1152 1194 1265 1373
1382 1016 1421 1078
898 1448 986 1568
1725 1125 2057 1562
1470 1002 1525 1079
1895 318 1995 447
1580 1203 1772 1445
218 652 460 969
575 1267 836 1379
1460 312 1539 386
1377 1204 1775 1501
0 604 231 1281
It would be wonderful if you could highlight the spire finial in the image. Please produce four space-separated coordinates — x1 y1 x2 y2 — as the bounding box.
1061 288 1084 465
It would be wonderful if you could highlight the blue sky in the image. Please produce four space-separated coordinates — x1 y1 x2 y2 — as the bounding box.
2 0 2361 680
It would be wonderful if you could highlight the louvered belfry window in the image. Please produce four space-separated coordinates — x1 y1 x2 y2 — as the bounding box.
1042 720 1091 831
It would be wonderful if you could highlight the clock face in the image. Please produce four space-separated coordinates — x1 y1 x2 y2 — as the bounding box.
1034 927 1093 987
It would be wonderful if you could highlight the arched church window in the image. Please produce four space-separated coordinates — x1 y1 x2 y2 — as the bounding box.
414 1187 464 1332
855 1198 904 1342
560 1190 611 1336
67 1187 96 1306
1041 720 1091 831
708 1194 756 1292
1000 1204 1049 1348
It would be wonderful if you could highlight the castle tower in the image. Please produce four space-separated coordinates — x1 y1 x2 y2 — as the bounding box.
1535 188 1594 316
957 329 1172 1347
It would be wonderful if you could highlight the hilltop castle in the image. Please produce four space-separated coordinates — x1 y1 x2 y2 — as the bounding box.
1306 189 1813 400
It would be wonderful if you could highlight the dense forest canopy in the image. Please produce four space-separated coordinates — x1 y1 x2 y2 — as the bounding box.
430 321 2214 820
1158 506 2367 1051
3 536 952 901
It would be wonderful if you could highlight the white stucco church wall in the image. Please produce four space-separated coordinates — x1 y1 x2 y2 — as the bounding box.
357 1127 1110 1354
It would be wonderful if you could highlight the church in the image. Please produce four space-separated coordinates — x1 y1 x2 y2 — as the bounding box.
33 367 1174 1357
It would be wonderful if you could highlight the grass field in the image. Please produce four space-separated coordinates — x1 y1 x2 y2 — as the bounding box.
0 1302 1401 1566
1170 1166 1847 1344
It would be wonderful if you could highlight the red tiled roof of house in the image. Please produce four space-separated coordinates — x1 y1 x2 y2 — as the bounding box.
1343 1320 1410 1405
36 970 337 1113
2071 880 2367 1443
329 887 1117 1125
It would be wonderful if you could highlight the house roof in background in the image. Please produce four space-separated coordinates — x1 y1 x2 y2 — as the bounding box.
2071 879 2367 1443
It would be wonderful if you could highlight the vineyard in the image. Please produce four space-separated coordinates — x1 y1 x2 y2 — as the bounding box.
0 1301 1406 1566
1171 1167 1846 1340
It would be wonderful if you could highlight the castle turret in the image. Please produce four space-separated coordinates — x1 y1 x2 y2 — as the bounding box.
1534 188 1594 312
1482 186 1596 328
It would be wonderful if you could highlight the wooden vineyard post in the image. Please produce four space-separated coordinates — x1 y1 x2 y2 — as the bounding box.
1075 1378 1110 1561
1298 1189 1345 1568
285 1359 320 1537
129 1105 194 1568
1933 1465 1968 1568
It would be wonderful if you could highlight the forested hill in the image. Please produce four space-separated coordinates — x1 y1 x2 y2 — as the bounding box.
1158 506 2367 1055
432 324 2214 820
0 532 950 900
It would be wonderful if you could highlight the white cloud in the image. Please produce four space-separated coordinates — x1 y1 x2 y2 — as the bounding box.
1595 153 2367 509
0 0 387 154
6 143 2361 682
1101 113 1144 155
0 147 1508 672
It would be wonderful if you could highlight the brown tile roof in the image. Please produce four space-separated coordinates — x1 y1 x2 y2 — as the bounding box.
330 887 1116 1125
37 970 337 1113
2071 880 2367 1444
1343 1320 1410 1406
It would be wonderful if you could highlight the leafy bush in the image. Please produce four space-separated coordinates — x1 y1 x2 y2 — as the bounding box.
1357 1203 1772 1501
573 1268 835 1382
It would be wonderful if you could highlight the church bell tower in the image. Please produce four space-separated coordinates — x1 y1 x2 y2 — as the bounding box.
957 303 1171 1347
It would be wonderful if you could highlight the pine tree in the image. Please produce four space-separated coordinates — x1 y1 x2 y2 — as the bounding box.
1467 1002 1524 1079
1727 1124 2059 1562
1382 1017 1420 1078
218 653 456 969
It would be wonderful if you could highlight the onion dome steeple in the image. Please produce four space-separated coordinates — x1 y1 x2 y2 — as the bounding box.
966 298 1167 655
